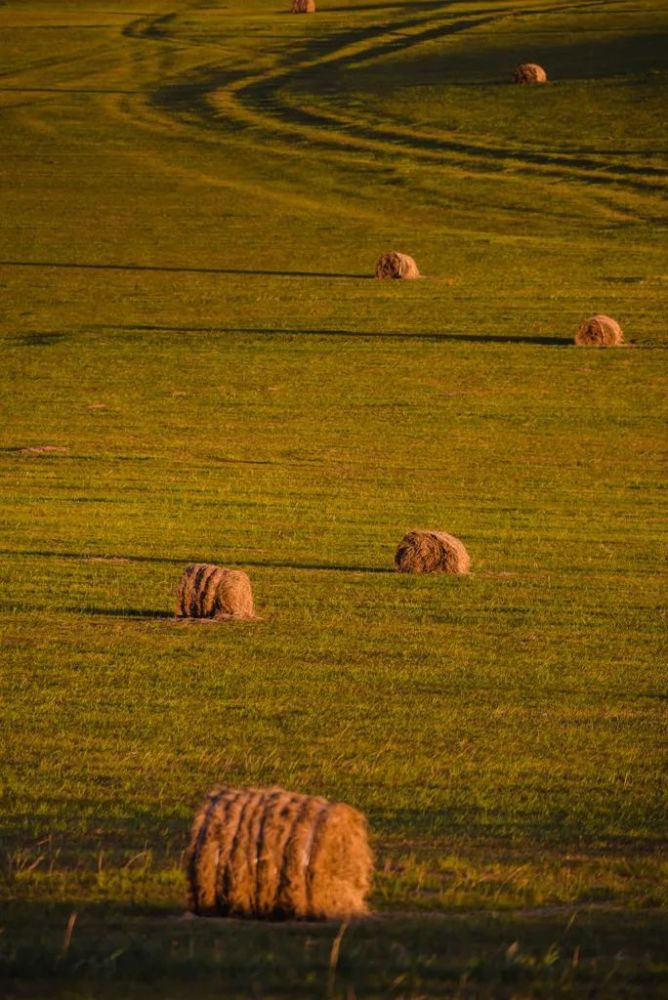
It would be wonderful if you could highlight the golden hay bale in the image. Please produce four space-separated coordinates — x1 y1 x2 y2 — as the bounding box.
513 63 547 84
291 0 315 11
176 563 256 620
395 530 470 575
186 786 373 920
375 251 420 280
575 314 624 347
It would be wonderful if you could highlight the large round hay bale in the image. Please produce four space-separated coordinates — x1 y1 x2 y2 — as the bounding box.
575 314 624 347
513 63 547 84
176 563 256 620
395 530 470 574
186 786 373 920
375 251 420 280
291 0 315 11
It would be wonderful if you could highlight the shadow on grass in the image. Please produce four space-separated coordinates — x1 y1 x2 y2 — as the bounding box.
84 607 173 619
0 549 394 574
0 259 369 280
1 899 665 999
0 602 173 620
11 332 68 346
111 324 573 346
0 85 142 94
5 321 572 349
246 559 394 574
324 0 448 10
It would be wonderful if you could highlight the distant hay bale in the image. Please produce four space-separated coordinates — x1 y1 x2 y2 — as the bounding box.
395 530 470 575
291 0 315 11
375 252 420 280
513 63 547 84
186 786 373 920
575 314 624 347
176 563 256 620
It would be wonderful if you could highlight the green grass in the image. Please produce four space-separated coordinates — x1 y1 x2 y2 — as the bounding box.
1 0 667 996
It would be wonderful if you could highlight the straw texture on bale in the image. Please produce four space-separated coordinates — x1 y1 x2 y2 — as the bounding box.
395 530 470 575
575 314 624 347
176 563 256 620
513 63 547 84
375 251 420 280
186 786 373 920
291 0 315 11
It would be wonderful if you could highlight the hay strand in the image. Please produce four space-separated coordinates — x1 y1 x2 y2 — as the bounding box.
291 0 315 11
186 786 373 920
175 563 256 620
395 530 470 574
513 63 547 84
575 314 624 347
375 252 420 280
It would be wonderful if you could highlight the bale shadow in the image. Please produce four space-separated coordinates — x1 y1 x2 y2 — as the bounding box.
0 548 182 565
83 607 172 620
0 549 394 574
0 600 172 619
12 332 67 346
112 324 572 346
0 85 140 94
0 260 370 280
325 0 447 10
242 559 394 574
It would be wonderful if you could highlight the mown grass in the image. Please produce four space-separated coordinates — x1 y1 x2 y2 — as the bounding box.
1 0 667 996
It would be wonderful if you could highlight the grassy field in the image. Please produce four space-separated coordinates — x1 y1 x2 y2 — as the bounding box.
1 0 667 996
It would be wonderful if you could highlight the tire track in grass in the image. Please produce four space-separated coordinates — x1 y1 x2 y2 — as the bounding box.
214 4 665 191
119 0 663 226
47 0 656 231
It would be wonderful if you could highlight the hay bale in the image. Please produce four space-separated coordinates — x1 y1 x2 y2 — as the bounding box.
575 314 624 347
395 530 470 575
186 786 373 920
176 563 256 620
291 0 315 11
375 252 420 280
513 63 547 84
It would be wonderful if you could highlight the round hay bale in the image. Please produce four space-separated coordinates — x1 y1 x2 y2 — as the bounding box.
176 563 256 620
186 786 373 920
513 63 547 84
291 0 315 11
395 530 470 575
575 314 624 347
375 251 420 280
